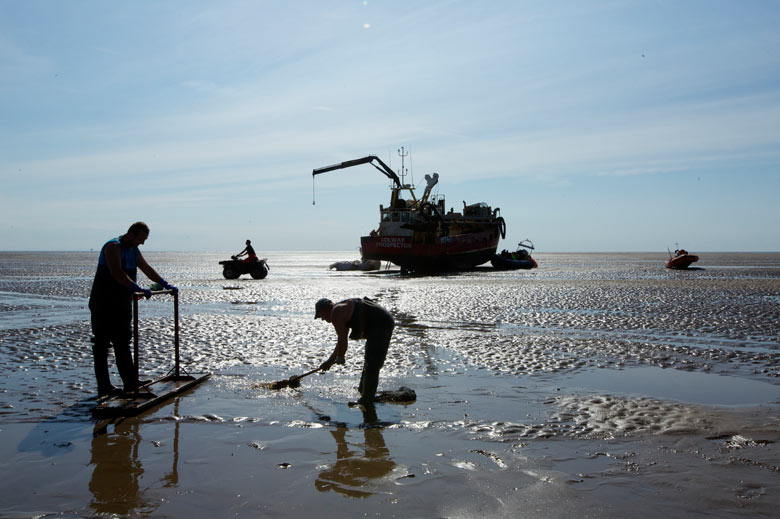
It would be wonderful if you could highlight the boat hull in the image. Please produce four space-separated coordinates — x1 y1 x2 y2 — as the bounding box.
360 229 500 272
666 254 699 269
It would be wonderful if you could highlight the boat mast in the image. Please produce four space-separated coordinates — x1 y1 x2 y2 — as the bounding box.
398 146 409 186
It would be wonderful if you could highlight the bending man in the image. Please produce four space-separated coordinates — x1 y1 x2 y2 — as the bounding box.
314 297 394 405
88 221 177 396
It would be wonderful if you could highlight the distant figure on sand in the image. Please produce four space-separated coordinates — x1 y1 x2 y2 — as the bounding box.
314 297 394 405
88 222 178 396
235 240 257 263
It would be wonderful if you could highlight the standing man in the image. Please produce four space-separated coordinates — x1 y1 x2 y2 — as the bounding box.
88 222 177 396
314 297 394 405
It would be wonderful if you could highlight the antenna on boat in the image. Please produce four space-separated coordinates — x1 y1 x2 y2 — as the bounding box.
398 146 409 186
408 148 414 186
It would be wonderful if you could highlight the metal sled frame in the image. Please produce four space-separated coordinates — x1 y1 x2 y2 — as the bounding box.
93 290 210 417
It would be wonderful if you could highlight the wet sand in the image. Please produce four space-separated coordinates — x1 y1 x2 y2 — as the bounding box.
1 251 779 517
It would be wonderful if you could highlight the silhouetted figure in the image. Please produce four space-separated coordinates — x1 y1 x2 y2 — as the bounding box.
89 222 177 396
235 239 258 263
314 297 394 405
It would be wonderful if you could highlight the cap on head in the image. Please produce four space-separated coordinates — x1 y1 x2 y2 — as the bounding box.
314 298 332 319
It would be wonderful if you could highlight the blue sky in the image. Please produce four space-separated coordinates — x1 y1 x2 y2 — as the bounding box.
2 1 779 252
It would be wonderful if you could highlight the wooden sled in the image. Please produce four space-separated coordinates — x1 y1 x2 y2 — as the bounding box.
94 290 210 417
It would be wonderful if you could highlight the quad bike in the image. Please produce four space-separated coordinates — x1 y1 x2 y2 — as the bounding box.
219 256 269 279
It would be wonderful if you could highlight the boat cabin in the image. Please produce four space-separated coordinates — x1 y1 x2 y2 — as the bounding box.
464 202 493 218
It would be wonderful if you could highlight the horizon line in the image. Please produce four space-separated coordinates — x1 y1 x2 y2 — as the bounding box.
2 250 779 254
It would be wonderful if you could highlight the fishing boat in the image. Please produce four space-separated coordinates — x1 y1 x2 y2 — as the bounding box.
313 153 506 274
666 248 699 269
491 240 537 270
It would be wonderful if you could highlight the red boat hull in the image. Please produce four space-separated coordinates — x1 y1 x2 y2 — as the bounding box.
361 229 500 271
666 254 699 269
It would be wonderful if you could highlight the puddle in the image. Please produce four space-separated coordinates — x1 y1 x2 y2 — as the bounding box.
559 366 780 406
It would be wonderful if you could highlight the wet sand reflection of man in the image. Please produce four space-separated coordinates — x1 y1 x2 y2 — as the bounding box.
315 406 396 497
90 409 183 516
90 420 152 517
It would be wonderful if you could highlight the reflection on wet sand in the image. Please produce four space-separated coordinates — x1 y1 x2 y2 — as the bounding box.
162 419 181 488
89 402 182 516
315 406 396 498
90 419 152 517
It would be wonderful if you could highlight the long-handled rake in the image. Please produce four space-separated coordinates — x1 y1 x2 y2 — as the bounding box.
265 366 323 390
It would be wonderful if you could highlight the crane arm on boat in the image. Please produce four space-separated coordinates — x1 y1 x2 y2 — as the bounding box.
312 155 402 189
